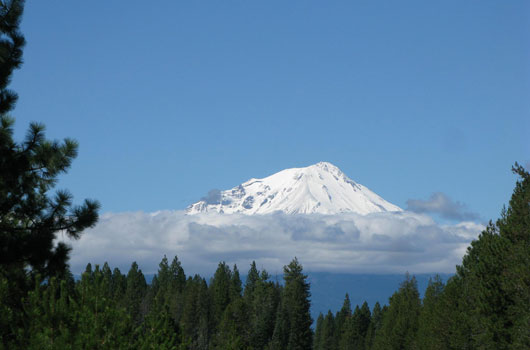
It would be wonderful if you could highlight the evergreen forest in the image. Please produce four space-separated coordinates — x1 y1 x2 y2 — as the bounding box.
1 1 529 349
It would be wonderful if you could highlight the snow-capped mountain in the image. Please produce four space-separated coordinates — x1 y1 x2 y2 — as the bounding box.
187 162 402 215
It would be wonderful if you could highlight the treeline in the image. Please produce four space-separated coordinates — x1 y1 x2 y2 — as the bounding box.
0 257 312 349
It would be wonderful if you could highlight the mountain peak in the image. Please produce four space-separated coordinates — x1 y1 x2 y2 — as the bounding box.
187 163 402 215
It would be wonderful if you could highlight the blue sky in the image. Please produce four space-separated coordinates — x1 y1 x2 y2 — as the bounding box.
11 1 529 224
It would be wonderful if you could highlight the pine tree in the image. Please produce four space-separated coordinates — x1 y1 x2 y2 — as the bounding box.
24 276 75 349
0 0 99 282
230 264 243 301
210 262 233 326
180 275 211 350
496 163 530 348
313 313 324 350
135 310 179 350
364 301 383 350
168 256 186 323
215 298 249 349
0 114 100 278
372 274 420 350
448 163 530 348
339 303 370 350
169 255 186 295
74 264 133 349
0 0 25 114
111 267 127 303
415 275 445 350
333 293 351 348
244 261 260 300
247 267 280 349
320 311 335 350
0 274 18 349
125 262 147 325
273 258 312 350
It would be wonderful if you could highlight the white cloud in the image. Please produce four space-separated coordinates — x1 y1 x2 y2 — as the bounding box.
62 211 484 276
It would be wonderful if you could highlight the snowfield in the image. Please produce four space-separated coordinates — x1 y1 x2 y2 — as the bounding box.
187 162 402 215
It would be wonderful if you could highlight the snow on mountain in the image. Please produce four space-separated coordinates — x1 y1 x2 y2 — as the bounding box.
186 162 402 215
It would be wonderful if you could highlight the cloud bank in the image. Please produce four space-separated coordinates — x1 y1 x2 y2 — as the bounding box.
406 192 480 221
62 210 484 276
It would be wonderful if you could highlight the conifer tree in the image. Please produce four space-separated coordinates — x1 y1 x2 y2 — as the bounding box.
314 313 325 350
320 311 335 350
215 298 249 349
135 310 179 350
334 293 351 344
433 275 476 349
273 258 312 350
169 255 186 295
230 264 243 301
0 275 17 349
372 274 420 350
244 261 260 300
449 163 530 348
180 275 211 350
211 262 233 326
364 301 383 349
247 267 280 349
75 264 132 349
125 262 147 325
24 276 75 349
0 0 99 281
415 275 445 350
111 267 127 303
339 303 370 350
0 0 25 114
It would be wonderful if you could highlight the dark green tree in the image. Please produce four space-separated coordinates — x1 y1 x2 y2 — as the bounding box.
135 310 179 350
230 264 243 301
364 301 383 349
246 267 280 349
415 275 445 350
125 262 147 325
0 115 100 278
272 258 312 350
74 264 132 349
320 311 335 350
110 267 127 303
215 298 249 349
210 261 233 326
180 275 211 350
313 313 325 350
333 293 351 349
372 274 421 350
0 0 25 114
339 302 370 350
24 276 75 349
244 261 260 300
447 163 530 349
0 0 99 282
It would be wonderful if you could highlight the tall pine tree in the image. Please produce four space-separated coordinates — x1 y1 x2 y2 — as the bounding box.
273 258 312 350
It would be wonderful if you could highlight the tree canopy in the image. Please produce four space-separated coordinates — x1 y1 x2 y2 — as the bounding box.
0 0 100 280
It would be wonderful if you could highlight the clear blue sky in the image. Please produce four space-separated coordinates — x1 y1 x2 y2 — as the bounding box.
11 1 529 221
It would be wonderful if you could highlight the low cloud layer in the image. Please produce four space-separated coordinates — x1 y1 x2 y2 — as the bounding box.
406 192 480 221
62 211 484 276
